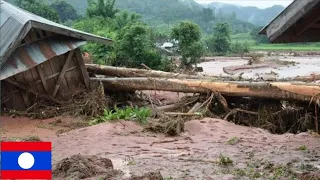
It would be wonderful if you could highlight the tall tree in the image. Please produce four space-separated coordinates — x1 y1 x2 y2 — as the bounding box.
87 0 119 18
15 0 60 22
115 23 162 69
209 22 231 54
115 11 141 30
200 8 214 23
51 1 79 22
171 21 204 67
250 26 269 44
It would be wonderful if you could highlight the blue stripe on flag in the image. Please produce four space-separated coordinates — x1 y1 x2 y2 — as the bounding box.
1 152 51 170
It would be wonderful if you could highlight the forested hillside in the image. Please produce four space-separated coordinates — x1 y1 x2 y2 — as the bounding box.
206 2 284 26
6 0 283 34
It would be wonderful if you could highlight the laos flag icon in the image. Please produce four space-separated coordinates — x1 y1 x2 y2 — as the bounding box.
0 142 52 179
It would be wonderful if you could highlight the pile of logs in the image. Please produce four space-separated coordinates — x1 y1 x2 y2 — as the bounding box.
86 64 320 105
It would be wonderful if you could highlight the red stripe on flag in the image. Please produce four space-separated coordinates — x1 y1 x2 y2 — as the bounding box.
1 142 51 151
1 179 50 180
1 170 52 179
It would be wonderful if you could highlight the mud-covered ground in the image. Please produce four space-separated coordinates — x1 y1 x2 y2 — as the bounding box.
1 114 320 179
1 54 320 179
198 55 320 80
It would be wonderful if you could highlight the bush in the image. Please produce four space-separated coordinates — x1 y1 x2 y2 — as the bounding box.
90 106 152 125
205 23 231 55
213 23 231 54
231 41 250 54
171 21 204 68
114 23 163 69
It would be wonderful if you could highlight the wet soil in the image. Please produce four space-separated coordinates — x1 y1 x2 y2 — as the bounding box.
0 116 87 138
1 115 319 179
198 56 320 81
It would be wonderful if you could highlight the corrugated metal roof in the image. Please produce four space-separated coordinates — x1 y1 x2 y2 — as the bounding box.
259 0 320 43
0 0 112 67
0 37 86 80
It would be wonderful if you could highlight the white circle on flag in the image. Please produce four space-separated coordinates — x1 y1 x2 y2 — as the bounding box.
18 152 35 169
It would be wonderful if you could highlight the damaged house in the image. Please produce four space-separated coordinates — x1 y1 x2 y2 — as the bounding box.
259 0 320 43
0 1 112 110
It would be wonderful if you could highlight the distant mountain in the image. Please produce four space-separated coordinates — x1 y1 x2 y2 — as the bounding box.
6 0 284 26
5 0 284 33
179 0 203 9
206 2 284 26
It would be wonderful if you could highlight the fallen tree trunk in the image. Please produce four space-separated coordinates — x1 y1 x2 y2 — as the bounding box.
86 64 206 79
87 64 320 83
91 77 320 103
290 74 320 82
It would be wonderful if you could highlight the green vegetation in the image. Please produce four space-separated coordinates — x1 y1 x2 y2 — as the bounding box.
90 106 152 125
227 137 239 145
87 0 119 18
51 1 79 22
15 0 60 22
298 145 308 151
218 154 233 166
251 43 320 51
114 23 163 69
172 21 204 67
207 23 231 54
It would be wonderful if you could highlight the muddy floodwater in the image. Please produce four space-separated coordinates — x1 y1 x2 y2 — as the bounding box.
198 56 320 79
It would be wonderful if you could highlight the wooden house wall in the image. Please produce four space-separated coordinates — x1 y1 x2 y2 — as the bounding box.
1 48 90 111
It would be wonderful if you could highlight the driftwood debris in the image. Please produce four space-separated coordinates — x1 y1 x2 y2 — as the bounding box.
91 77 320 104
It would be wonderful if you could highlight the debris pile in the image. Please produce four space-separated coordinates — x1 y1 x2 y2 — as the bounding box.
52 155 165 179
3 62 319 135
86 64 320 134
52 155 120 179
5 82 108 119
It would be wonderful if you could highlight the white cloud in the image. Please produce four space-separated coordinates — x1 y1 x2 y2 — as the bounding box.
195 0 293 8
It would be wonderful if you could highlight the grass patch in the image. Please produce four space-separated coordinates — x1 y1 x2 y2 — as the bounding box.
251 43 320 51
227 137 239 145
233 168 262 179
217 154 233 166
89 106 151 125
298 145 308 151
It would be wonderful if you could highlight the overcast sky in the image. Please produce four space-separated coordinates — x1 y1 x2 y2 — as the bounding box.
195 0 293 8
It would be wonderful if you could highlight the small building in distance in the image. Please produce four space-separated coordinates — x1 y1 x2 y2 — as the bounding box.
0 0 112 110
259 0 320 43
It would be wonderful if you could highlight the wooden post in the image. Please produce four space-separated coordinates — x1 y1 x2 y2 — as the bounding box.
21 92 30 108
75 49 90 90
52 50 74 97
36 65 50 93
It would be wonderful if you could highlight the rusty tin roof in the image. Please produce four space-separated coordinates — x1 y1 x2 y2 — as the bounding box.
0 37 86 80
0 0 112 67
